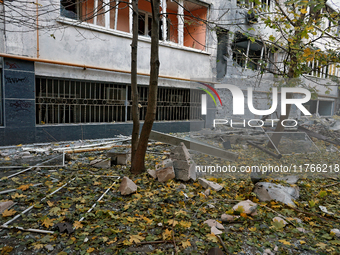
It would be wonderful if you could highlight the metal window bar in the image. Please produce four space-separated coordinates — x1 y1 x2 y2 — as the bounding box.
36 77 126 125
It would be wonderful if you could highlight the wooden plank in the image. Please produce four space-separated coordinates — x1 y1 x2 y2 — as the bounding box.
247 140 282 159
149 130 238 161
297 126 340 146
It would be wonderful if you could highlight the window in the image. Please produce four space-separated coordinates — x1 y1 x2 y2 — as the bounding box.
237 0 270 10
36 77 202 124
232 33 268 71
303 100 334 116
60 0 78 19
60 0 208 50
216 28 229 79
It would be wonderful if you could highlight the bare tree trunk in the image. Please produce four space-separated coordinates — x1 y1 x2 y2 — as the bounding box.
130 0 160 174
131 0 140 163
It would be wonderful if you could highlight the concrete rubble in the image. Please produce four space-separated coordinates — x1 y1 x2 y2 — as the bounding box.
253 182 299 207
0 201 15 213
203 219 224 230
170 142 196 181
221 214 239 222
331 229 340 237
155 165 175 183
107 148 131 165
232 200 258 215
273 216 288 226
119 176 138 195
198 178 223 191
90 158 111 169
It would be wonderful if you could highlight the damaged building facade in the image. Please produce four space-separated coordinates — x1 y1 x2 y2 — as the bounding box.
0 0 339 145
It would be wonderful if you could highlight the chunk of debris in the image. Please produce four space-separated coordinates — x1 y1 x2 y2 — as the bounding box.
178 184 186 190
147 169 157 179
156 166 175 183
198 178 223 191
232 200 257 215
204 219 224 230
326 145 338 152
107 148 131 165
263 248 274 255
204 188 210 196
211 226 223 235
253 182 299 207
275 175 299 184
331 229 340 237
119 176 138 195
171 143 196 181
273 217 288 226
156 159 173 170
297 227 307 233
0 201 15 213
319 205 334 215
44 244 54 252
221 214 239 222
250 168 268 184
90 158 111 169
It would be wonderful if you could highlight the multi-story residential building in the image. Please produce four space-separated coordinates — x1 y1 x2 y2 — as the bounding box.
0 0 338 145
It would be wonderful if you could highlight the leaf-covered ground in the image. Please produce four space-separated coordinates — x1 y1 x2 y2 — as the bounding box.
0 139 339 255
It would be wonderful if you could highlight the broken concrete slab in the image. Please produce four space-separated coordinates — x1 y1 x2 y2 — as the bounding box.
178 184 186 190
254 182 299 207
331 229 340 237
171 143 196 181
232 200 257 214
150 130 238 161
119 176 138 195
156 166 175 183
156 159 173 170
198 178 223 191
275 175 299 184
147 169 157 179
90 158 111 169
107 148 131 165
211 226 223 235
0 201 15 213
203 219 224 230
221 214 239 222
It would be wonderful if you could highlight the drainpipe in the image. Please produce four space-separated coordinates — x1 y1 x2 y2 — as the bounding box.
36 0 40 58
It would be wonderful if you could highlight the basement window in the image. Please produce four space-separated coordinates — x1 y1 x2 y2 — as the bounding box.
303 100 334 116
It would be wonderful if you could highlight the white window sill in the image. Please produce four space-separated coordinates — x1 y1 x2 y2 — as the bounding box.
57 17 210 55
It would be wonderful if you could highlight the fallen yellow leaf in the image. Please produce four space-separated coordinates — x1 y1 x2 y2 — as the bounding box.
42 218 54 228
2 209 16 217
73 221 83 229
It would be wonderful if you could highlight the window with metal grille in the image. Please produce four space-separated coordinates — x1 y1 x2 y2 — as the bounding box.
36 77 126 124
127 86 202 121
36 77 203 125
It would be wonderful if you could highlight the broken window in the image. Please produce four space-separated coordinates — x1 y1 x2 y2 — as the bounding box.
237 0 271 9
216 28 229 79
232 33 269 71
60 0 78 19
60 0 208 49
183 1 207 50
303 100 334 116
